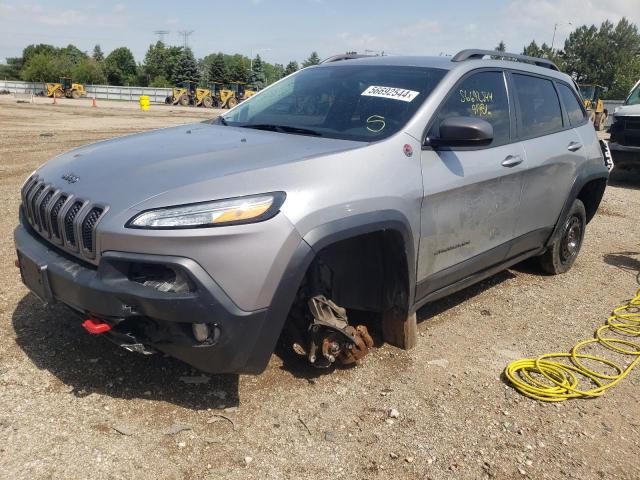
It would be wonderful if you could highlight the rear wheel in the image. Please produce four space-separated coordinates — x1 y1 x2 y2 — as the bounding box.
178 94 190 107
70 89 81 99
202 96 213 108
594 112 607 131
537 199 586 275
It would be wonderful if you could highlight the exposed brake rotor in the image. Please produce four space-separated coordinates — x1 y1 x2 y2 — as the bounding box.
293 295 374 367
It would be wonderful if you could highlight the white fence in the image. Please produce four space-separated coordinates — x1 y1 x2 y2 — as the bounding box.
0 80 171 103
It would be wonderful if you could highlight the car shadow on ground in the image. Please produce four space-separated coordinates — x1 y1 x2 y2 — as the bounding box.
603 251 640 285
11 294 239 410
608 167 640 190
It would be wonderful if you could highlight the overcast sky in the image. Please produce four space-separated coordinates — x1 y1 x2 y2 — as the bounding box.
0 0 638 65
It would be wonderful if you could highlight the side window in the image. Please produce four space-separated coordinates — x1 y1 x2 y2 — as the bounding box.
512 74 563 137
557 83 587 126
429 71 510 147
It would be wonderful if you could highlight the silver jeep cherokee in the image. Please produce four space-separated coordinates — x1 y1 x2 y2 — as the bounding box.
15 50 609 373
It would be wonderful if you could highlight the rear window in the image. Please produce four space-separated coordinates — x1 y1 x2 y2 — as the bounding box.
513 74 563 137
558 83 586 126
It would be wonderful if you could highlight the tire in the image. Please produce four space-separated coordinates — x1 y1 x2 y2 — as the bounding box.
178 94 190 107
594 112 607 131
202 96 213 108
537 199 586 275
70 89 81 99
226 97 238 109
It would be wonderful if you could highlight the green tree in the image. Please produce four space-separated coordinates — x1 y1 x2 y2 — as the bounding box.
60 44 87 65
92 45 104 62
143 41 168 82
302 51 320 67
563 18 640 91
149 75 172 87
171 47 200 85
227 54 249 82
72 58 106 84
495 41 506 52
22 44 58 64
248 54 266 89
208 53 229 84
0 57 23 80
20 52 70 81
284 61 299 76
264 62 284 84
104 47 137 85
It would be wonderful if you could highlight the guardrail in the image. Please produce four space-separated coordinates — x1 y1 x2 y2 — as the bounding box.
0 80 172 103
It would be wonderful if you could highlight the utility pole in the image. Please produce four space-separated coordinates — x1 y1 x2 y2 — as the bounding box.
153 30 170 43
551 22 572 51
178 30 194 49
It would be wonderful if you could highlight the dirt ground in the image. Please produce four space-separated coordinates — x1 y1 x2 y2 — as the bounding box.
1 96 640 480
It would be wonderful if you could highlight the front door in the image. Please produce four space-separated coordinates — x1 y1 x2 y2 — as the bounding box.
417 70 524 299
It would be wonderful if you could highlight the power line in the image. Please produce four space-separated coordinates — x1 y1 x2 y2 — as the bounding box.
153 30 170 43
178 30 194 49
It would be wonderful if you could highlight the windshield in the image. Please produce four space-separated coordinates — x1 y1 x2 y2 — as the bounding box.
220 64 446 142
626 81 640 106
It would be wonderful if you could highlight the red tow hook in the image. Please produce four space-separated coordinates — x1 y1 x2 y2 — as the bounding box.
82 318 112 335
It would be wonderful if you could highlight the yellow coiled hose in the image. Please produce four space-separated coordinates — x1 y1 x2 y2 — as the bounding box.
505 287 640 402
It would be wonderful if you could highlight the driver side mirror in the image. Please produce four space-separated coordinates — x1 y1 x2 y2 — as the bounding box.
426 116 494 148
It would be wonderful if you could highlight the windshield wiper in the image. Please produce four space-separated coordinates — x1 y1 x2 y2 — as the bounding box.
238 124 322 137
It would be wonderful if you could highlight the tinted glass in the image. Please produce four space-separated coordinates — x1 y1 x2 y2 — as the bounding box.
558 83 586 126
221 65 446 142
428 71 510 146
513 74 563 137
626 82 640 106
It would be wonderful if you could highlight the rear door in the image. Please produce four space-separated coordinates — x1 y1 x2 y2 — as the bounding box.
417 70 525 298
509 73 587 257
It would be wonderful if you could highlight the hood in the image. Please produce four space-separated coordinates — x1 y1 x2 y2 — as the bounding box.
34 122 363 211
614 103 640 116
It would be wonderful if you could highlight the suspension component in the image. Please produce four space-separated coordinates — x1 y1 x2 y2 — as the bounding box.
293 295 374 368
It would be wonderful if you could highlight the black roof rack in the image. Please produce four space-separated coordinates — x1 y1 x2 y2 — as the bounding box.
451 49 559 71
320 53 375 64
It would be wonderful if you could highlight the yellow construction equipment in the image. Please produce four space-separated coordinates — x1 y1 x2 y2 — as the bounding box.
211 82 258 109
166 81 214 108
579 84 608 131
45 77 85 99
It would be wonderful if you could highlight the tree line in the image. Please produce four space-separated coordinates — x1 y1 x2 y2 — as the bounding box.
0 42 322 89
509 17 639 99
1 18 638 97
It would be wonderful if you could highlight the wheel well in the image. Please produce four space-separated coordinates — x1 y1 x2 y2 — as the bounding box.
303 229 410 314
576 178 607 223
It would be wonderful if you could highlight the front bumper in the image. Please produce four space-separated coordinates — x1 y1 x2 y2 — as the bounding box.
14 223 270 374
608 142 640 166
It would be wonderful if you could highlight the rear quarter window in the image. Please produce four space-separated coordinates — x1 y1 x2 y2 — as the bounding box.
512 74 563 138
557 83 586 126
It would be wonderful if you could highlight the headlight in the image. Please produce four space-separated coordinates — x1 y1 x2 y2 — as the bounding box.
127 192 285 229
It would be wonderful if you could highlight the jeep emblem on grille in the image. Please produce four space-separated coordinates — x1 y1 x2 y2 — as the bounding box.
61 173 80 184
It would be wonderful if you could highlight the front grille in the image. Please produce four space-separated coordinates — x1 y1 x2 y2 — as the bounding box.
81 207 103 252
615 116 640 147
20 175 107 261
64 201 83 247
38 190 54 232
49 195 67 238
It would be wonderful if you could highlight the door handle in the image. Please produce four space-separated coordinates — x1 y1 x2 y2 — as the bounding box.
567 141 583 152
501 155 523 168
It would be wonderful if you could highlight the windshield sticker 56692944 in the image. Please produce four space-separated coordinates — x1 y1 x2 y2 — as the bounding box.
361 86 420 102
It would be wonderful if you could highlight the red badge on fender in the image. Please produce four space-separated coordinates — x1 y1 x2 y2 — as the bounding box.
403 144 413 157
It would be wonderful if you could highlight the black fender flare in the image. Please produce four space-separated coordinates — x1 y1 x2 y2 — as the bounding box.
242 210 416 373
546 168 608 247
